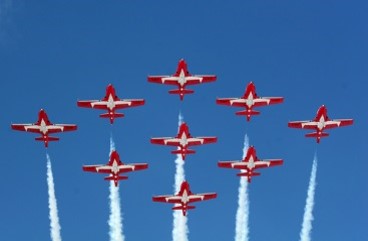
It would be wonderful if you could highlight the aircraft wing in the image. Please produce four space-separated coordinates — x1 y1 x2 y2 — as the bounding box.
152 193 217 203
47 124 77 133
187 137 217 146
147 76 179 85
11 124 41 133
83 163 147 173
116 99 145 108
218 160 248 169
185 75 217 85
187 193 217 202
82 165 112 174
324 119 354 129
148 75 216 86
216 98 245 107
78 99 144 109
152 195 182 204
254 159 284 169
288 121 318 130
118 163 148 172
77 100 101 108
218 159 283 169
216 97 283 107
150 137 180 146
253 97 284 107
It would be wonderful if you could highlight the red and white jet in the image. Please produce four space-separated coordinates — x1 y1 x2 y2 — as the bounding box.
11 109 77 147
77 84 145 124
218 146 283 183
147 59 216 100
150 122 217 160
152 180 217 216
288 105 354 143
82 150 148 187
216 81 284 121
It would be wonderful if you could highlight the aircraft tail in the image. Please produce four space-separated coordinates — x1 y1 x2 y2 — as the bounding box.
35 136 59 147
35 136 59 142
169 89 194 95
172 205 195 211
236 110 260 121
104 176 128 181
171 149 196 155
104 175 128 186
237 171 260 183
172 205 195 216
171 149 195 160
237 172 260 177
169 89 194 100
305 132 329 143
100 113 124 124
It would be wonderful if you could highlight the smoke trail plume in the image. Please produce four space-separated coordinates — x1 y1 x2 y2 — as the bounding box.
172 113 189 241
108 136 125 241
46 154 62 241
299 155 318 241
110 134 116 153
235 135 250 241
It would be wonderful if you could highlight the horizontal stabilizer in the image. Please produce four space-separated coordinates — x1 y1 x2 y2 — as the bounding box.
100 113 124 118
35 136 59 141
172 205 195 211
104 176 128 181
169 89 194 95
171 149 196 155
236 110 260 116
237 172 260 177
305 132 329 138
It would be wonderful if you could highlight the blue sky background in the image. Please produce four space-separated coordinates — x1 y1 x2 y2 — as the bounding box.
0 1 367 240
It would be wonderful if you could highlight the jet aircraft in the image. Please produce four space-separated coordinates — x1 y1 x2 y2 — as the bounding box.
288 105 353 143
77 84 145 124
218 146 283 183
11 109 77 147
152 180 217 216
82 150 148 187
147 59 216 100
150 122 217 160
216 81 284 121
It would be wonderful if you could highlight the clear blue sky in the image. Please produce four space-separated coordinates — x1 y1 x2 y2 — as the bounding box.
0 1 367 240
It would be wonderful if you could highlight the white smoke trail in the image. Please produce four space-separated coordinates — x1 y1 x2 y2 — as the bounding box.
108 136 125 241
235 135 250 241
110 134 116 153
172 112 189 241
46 153 62 241
299 155 318 241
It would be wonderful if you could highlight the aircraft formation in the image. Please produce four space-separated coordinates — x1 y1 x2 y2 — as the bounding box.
11 58 354 219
